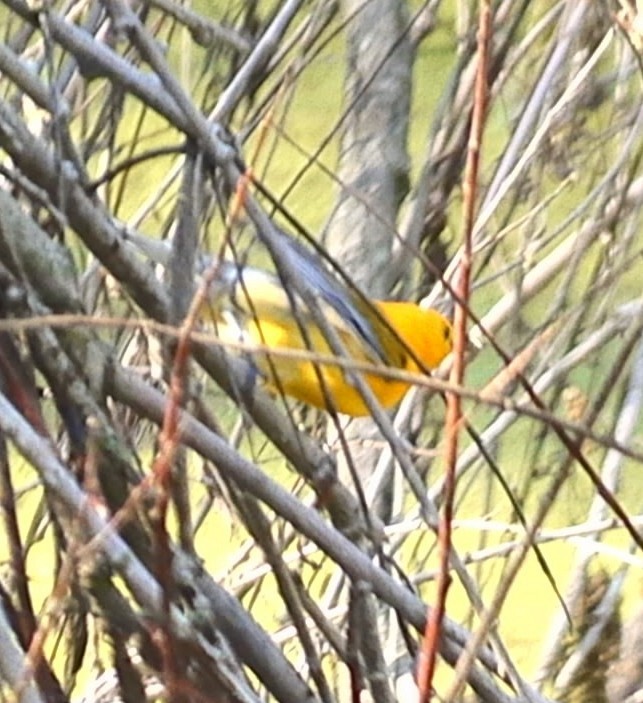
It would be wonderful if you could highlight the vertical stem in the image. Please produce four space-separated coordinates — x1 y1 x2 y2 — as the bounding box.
417 1 491 700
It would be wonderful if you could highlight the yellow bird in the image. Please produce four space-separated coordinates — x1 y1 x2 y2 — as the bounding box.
203 255 453 417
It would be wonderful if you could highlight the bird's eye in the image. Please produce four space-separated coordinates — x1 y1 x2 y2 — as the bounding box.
443 323 452 342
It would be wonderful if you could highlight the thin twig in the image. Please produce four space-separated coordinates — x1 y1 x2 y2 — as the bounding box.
417 2 492 701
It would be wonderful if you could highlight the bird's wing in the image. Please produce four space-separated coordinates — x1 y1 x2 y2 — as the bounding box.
275 233 392 363
204 255 391 364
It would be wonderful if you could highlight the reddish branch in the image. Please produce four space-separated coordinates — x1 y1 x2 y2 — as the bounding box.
417 2 492 701
147 166 252 698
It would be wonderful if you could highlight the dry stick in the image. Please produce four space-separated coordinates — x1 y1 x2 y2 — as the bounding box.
146 0 251 53
209 0 302 123
145 165 253 698
417 3 491 702
148 288 198 695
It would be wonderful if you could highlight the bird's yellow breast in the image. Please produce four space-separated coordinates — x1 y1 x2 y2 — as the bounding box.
236 301 452 416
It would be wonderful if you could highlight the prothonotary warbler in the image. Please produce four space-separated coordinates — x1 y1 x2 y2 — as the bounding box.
203 258 453 416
